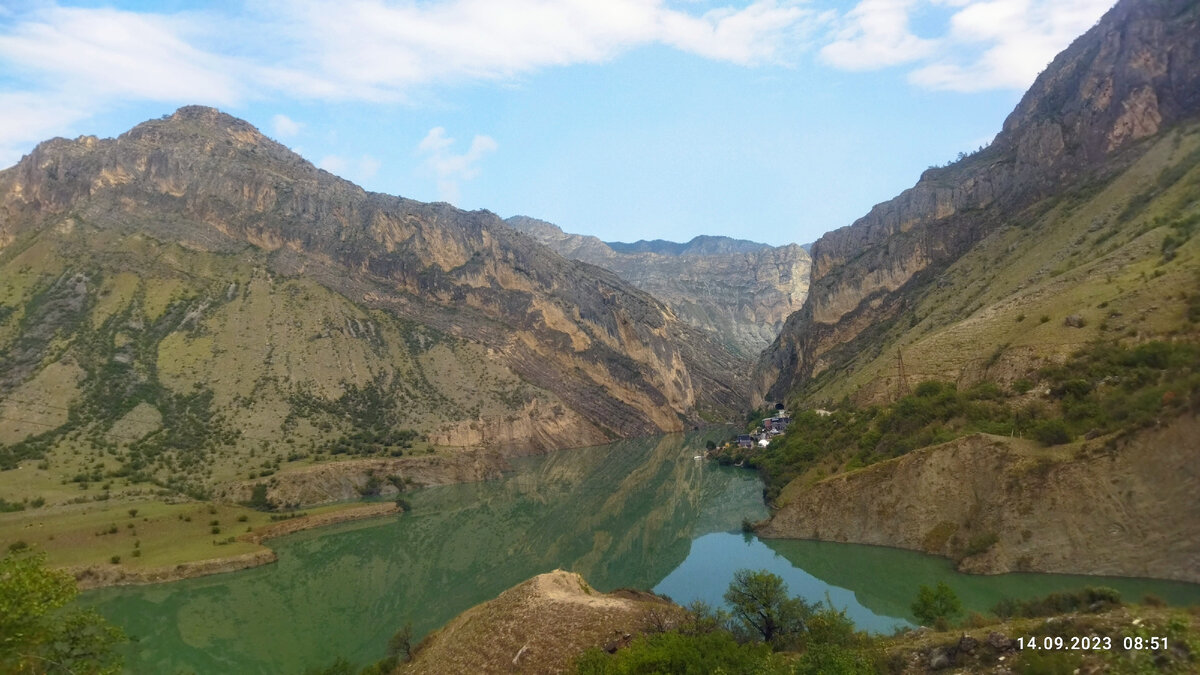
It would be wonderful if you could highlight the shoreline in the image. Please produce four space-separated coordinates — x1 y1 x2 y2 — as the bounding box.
71 502 401 590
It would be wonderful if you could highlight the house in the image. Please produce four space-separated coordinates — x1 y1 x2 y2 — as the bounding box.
762 416 791 432
757 438 770 448
737 435 754 448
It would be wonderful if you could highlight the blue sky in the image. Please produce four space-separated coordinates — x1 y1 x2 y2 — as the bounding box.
0 0 1115 246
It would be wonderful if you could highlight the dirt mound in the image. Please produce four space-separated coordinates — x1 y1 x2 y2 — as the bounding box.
401 570 679 674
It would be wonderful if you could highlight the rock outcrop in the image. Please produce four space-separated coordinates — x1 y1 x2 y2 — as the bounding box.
755 0 1200 402
508 216 810 358
759 415 1200 583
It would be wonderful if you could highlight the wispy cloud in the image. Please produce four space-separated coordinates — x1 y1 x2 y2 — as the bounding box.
258 0 818 100
0 0 820 161
318 154 383 184
908 0 1114 92
821 0 936 70
0 92 90 166
416 127 497 204
820 0 1113 92
271 114 303 138
0 6 241 103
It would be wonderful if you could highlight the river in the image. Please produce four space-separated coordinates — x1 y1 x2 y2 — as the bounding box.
84 431 1200 673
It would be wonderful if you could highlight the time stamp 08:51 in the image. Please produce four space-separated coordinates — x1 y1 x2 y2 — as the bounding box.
1018 636 1169 651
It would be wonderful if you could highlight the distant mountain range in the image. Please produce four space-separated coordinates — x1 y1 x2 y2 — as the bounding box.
507 216 810 358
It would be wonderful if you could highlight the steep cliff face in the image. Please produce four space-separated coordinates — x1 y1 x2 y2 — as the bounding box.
507 216 810 358
760 416 1200 583
756 0 1200 401
0 107 749 490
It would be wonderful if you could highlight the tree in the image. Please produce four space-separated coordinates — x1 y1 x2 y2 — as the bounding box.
723 569 811 649
911 582 962 628
0 552 125 674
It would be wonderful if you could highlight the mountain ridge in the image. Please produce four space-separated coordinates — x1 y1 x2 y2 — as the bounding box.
754 0 1200 402
507 215 810 358
0 105 750 497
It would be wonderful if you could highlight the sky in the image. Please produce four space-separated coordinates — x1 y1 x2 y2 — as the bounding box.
0 0 1116 246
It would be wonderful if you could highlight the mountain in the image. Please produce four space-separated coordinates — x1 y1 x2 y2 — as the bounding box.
507 216 810 358
0 106 749 496
755 0 1200 403
741 0 1200 581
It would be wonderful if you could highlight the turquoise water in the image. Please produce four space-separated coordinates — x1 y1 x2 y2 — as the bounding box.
84 432 1200 673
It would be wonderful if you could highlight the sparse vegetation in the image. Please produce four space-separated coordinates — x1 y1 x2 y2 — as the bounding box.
722 339 1200 500
575 569 880 674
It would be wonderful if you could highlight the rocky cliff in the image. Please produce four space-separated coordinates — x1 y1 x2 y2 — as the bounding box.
507 216 810 358
760 416 1200 583
0 107 750 494
755 0 1200 402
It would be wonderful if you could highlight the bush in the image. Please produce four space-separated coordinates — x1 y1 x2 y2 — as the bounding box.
574 631 784 674
1031 419 1071 446
911 582 961 627
0 552 125 673
993 587 1121 619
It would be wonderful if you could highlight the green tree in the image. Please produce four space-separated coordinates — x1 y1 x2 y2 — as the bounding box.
911 582 962 628
0 552 125 674
723 569 811 649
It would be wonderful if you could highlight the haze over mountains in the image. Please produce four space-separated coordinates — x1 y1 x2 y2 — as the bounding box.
507 216 810 358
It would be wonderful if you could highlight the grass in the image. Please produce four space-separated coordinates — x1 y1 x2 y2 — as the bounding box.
0 225 547 493
0 497 388 569
801 123 1200 408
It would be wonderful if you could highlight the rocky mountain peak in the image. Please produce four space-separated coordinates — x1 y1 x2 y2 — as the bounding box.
755 0 1200 402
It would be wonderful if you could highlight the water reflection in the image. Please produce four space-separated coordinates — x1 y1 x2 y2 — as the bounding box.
86 431 765 674
84 431 1200 674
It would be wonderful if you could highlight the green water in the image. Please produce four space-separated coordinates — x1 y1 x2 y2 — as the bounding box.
84 432 1200 674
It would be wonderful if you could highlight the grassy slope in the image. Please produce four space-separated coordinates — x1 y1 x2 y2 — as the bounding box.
808 124 1200 407
0 222 556 568
733 123 1200 500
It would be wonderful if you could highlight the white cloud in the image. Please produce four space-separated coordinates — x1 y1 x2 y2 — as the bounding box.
416 127 497 204
317 154 383 184
817 0 1114 91
271 114 304 138
0 92 90 168
0 6 241 104
907 0 1113 92
259 0 819 100
820 0 937 70
0 0 821 158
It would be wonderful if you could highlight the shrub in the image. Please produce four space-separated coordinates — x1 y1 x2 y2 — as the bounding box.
1031 419 1071 446
993 587 1120 619
911 582 961 627
574 631 783 674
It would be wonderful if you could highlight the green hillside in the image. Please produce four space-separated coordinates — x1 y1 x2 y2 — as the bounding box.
730 122 1200 499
